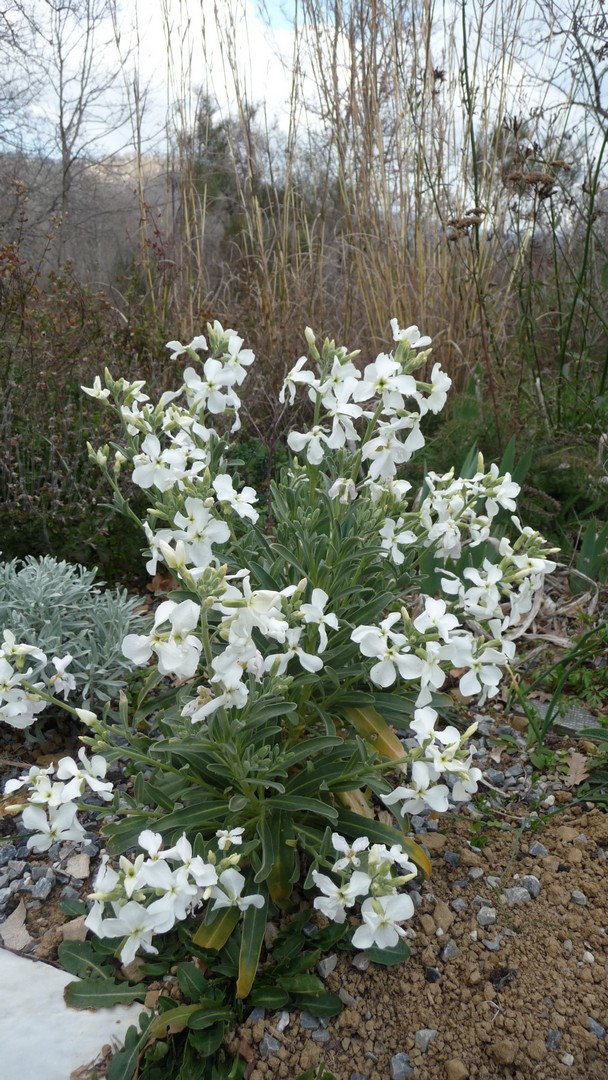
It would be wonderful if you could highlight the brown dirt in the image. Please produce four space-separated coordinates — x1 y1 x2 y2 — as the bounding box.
232 805 608 1080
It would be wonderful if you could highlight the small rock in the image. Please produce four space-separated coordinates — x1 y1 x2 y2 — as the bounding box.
248 1007 266 1023
582 951 595 964
415 1028 438 1053
476 907 497 927
506 763 523 778
546 1029 561 1050
503 887 531 906
588 1018 606 1038
275 1011 290 1034
0 845 17 867
0 888 12 908
445 1060 469 1080
312 1029 330 1043
300 1011 320 1030
482 938 501 952
60 886 80 900
451 898 467 913
317 954 337 979
522 875 541 898
561 1053 575 1066
339 988 357 1006
562 939 573 955
441 940 460 962
391 1051 414 1079
529 840 548 857
418 832 446 851
65 853 90 880
468 866 484 880
491 1038 518 1065
259 1034 280 1058
486 768 505 786
351 953 369 971
433 899 454 933
350 1075 369 1080
31 877 54 900
444 851 461 867
425 966 442 983
571 889 587 905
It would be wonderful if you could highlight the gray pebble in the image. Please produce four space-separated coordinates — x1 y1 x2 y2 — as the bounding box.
485 876 501 889
452 880 468 890
409 890 422 909
60 886 80 900
0 845 17 867
451 898 468 913
317 954 337 979
523 875 541 898
546 1029 561 1050
441 940 460 961
339 988 357 1006
503 887 531 906
444 851 461 867
312 1029 330 1043
410 815 427 833
300 1011 320 1030
391 1051 414 1079
529 840 548 857
482 937 502 952
472 895 494 907
31 866 49 882
571 890 588 906
350 1074 369 1080
563 939 573 955
8 860 27 875
588 1018 606 1038
0 872 8 889
477 907 497 927
425 966 441 982
276 1011 290 1033
486 768 505 786
0 887 12 908
415 1028 438 1053
247 1007 265 1022
506 763 523 778
351 954 370 971
31 877 54 900
468 867 484 880
259 1034 280 1058
561 1053 575 1066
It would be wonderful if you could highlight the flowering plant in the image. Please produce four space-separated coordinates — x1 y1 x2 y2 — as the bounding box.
3 319 556 1062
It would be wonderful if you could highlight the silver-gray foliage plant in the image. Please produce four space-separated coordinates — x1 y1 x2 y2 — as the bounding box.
0 555 144 704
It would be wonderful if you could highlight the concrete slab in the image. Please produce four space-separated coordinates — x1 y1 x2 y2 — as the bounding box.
0 947 143 1080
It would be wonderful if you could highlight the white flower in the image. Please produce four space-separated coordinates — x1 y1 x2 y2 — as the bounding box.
418 363 452 415
312 869 371 923
279 355 318 405
98 900 165 964
222 334 255 384
298 588 339 652
56 748 113 802
81 375 111 400
287 425 331 465
331 833 369 871
352 353 418 410
328 477 357 503
209 868 265 911
389 320 432 348
379 518 416 564
212 474 259 523
216 827 245 851
49 655 76 698
381 761 450 816
166 335 208 359
413 597 459 642
351 613 411 688
0 631 46 665
131 434 188 492
351 892 414 950
173 497 231 566
22 803 86 852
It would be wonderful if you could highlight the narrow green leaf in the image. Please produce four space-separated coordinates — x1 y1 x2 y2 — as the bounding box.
248 985 290 1008
294 991 343 1018
364 939 411 966
64 978 147 1009
188 1006 234 1030
177 961 208 1002
236 896 269 999
266 794 338 820
276 973 325 994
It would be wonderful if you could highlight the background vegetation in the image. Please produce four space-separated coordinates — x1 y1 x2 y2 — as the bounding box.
1 0 607 581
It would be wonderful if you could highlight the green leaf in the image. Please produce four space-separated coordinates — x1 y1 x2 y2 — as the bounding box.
177 961 208 1002
192 905 240 951
106 1016 154 1080
266 794 338 820
59 898 88 919
188 1021 228 1057
58 940 114 980
148 1003 204 1038
64 978 147 1009
248 985 290 1009
236 895 269 999
294 991 343 1018
364 939 411 966
188 1006 234 1030
276 973 325 995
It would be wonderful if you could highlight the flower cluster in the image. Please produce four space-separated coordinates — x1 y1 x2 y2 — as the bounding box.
85 827 261 965
313 832 418 949
0 633 95 729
